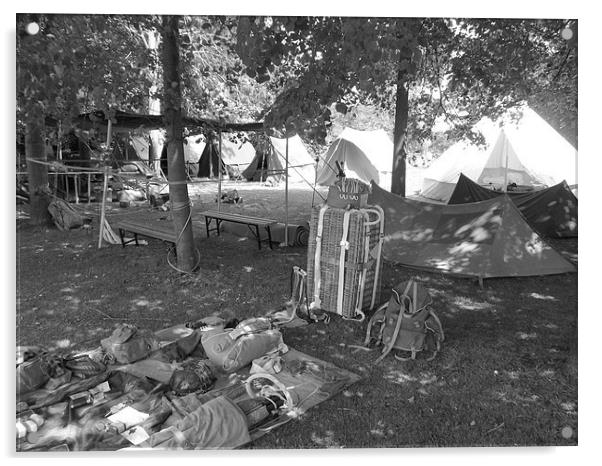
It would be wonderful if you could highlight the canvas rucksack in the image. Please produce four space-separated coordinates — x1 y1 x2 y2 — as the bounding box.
364 279 444 362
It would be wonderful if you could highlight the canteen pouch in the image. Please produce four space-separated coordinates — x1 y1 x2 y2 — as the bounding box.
101 324 161 364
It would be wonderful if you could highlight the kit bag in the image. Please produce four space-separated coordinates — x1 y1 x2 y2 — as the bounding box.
365 279 444 362
201 318 286 373
48 198 84 231
100 324 161 364
16 357 51 394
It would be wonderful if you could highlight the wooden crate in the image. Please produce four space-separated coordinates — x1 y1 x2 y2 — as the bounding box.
307 205 384 320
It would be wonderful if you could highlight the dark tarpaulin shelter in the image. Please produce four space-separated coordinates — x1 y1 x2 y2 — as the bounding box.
448 173 578 238
46 110 264 133
59 110 263 176
368 182 575 279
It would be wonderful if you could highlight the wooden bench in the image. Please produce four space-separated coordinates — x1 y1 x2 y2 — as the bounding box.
200 210 276 250
115 218 182 248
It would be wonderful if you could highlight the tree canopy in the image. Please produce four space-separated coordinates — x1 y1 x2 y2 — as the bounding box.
235 16 577 149
16 14 157 132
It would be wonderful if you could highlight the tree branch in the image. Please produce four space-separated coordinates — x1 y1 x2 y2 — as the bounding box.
552 48 571 82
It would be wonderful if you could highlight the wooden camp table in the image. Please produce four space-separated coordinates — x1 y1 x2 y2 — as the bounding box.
201 210 276 250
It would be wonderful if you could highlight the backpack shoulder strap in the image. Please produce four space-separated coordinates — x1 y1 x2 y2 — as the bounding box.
423 310 444 361
363 302 387 346
426 310 445 342
375 295 408 364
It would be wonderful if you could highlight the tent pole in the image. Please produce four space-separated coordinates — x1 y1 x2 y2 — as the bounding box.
57 120 63 161
502 130 509 193
285 136 289 247
209 135 214 179
105 118 113 147
311 155 318 208
97 166 109 249
575 147 578 193
74 174 79 204
218 130 222 212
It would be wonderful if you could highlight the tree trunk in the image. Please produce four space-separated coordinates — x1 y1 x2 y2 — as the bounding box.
25 110 51 226
161 15 196 273
391 68 409 197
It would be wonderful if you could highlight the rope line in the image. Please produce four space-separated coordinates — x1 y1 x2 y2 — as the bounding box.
165 199 203 275
270 151 326 202
166 245 202 275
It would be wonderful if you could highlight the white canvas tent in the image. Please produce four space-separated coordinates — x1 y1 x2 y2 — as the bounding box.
243 134 316 184
420 107 577 202
316 128 393 190
195 135 256 178
269 135 316 183
128 134 151 161
420 139 491 202
183 135 206 163
479 108 577 189
219 138 257 173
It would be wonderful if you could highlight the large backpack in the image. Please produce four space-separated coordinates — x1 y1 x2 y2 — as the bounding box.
364 279 444 362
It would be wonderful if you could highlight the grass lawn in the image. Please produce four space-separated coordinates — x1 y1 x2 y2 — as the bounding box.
15 181 578 448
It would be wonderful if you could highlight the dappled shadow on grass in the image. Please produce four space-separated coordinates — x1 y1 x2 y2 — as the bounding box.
16 221 303 353
251 258 577 447
16 188 577 448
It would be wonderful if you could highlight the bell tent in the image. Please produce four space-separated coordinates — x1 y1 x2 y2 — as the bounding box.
368 182 575 279
478 108 577 189
420 117 500 202
420 107 578 202
242 135 316 184
316 128 393 190
420 139 490 202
